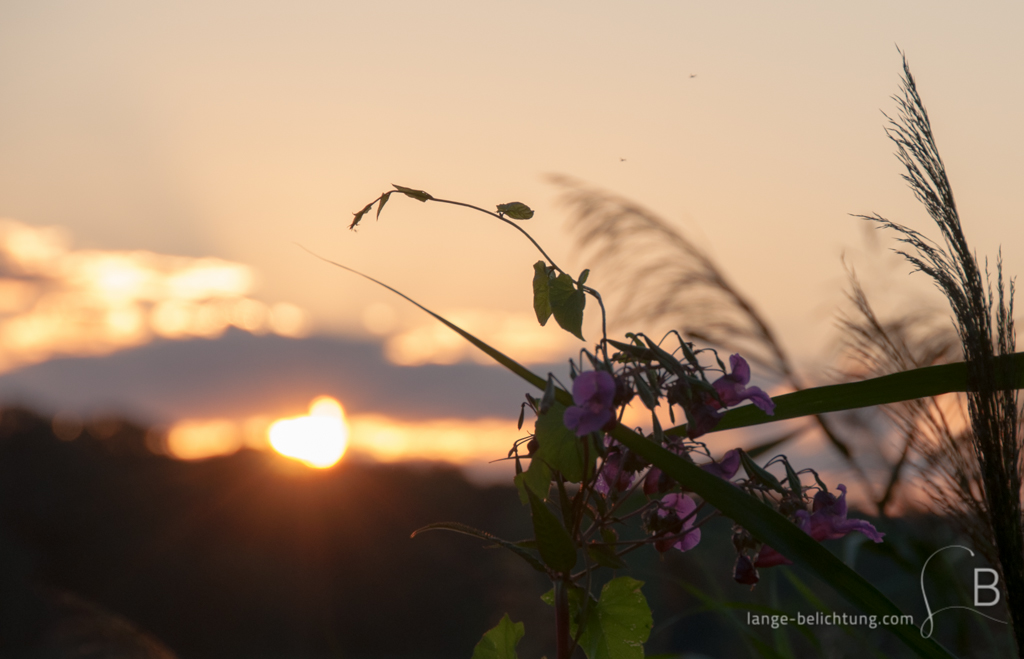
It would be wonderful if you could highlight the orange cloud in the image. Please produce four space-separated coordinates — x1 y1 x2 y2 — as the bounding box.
0 219 309 372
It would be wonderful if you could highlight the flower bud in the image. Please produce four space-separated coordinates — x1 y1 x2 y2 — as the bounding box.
733 554 760 586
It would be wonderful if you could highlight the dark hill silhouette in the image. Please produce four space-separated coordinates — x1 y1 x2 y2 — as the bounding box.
1 406 975 658
0 407 552 658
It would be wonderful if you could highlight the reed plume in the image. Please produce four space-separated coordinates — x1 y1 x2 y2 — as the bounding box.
858 52 1023 652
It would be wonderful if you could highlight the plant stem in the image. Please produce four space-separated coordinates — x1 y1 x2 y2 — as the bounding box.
555 578 571 659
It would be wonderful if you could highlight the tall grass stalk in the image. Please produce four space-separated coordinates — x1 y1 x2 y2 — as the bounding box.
858 53 1024 654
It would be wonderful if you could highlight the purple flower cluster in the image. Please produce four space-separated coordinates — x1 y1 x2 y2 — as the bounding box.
654 493 701 553
563 370 616 436
549 347 880 572
755 484 884 568
687 354 776 439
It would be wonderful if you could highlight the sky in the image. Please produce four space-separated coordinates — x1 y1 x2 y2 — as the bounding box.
0 1 1021 481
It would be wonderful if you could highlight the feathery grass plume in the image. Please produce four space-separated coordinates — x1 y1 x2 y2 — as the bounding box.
550 174 787 380
837 269 993 542
859 53 1023 649
551 174 873 503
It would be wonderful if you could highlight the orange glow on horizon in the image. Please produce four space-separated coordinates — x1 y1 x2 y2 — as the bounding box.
268 396 350 469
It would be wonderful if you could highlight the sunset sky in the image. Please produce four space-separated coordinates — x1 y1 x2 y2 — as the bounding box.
0 2 1021 478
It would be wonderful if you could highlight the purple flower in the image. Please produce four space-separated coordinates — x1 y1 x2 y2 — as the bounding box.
805 484 885 543
713 354 775 415
684 354 774 439
754 484 884 568
655 493 701 553
685 400 723 439
595 444 634 495
754 542 794 568
642 466 671 495
563 371 617 436
701 448 741 480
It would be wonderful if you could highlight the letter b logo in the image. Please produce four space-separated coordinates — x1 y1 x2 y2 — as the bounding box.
975 568 1001 607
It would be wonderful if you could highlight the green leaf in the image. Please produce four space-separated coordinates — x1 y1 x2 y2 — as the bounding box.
411 522 546 573
606 339 654 362
535 402 589 482
738 449 785 494
540 585 585 612
540 374 557 415
633 373 658 410
578 269 590 286
391 184 433 202
641 335 690 381
526 487 577 574
549 272 586 340
496 201 535 220
587 542 627 570
376 191 391 220
577 577 652 659
532 261 553 325
349 201 375 230
515 457 552 504
783 457 802 494
472 614 525 659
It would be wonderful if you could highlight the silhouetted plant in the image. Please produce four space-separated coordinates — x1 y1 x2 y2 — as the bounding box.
857 52 1024 654
329 55 1024 659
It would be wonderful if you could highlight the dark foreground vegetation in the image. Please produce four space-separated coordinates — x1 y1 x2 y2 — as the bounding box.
0 407 1009 658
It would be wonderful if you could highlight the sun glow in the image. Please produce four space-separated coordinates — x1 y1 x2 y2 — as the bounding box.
268 396 349 469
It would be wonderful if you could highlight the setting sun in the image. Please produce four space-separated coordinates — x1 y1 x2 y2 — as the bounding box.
268 396 349 469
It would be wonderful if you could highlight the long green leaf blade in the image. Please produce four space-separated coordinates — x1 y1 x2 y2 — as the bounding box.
411 521 546 573
667 353 1024 437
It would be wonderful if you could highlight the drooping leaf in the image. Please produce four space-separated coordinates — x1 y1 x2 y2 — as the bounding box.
411 522 545 573
577 577 653 659
540 374 557 415
651 412 664 445
532 261 553 325
783 457 803 494
376 191 391 220
738 449 785 494
632 373 658 410
526 488 577 574
549 273 586 340
391 184 433 202
606 339 654 362
471 614 525 659
496 201 535 220
349 201 375 230
641 335 689 381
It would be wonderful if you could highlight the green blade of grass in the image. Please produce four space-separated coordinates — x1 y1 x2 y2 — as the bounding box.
669 354 1024 437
